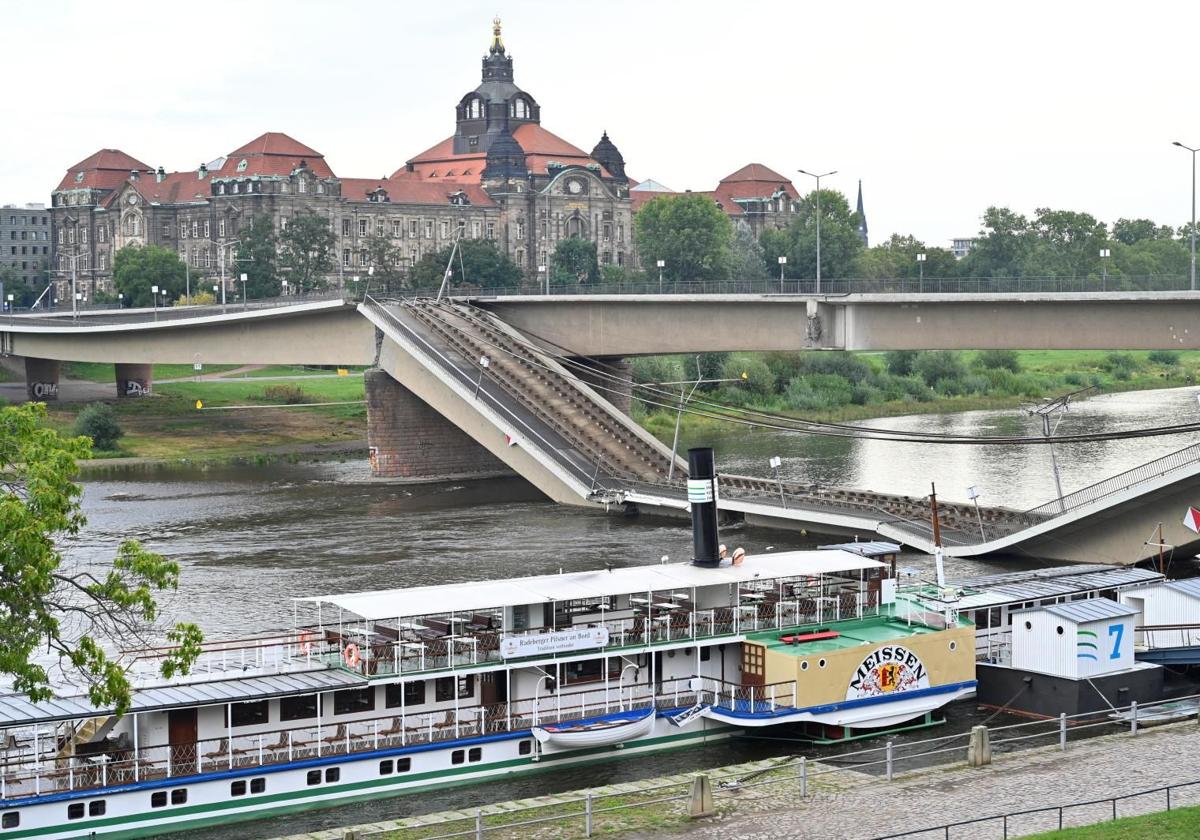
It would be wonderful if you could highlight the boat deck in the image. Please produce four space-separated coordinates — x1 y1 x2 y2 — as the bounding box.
748 607 965 655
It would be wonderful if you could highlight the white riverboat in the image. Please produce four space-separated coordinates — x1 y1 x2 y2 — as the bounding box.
0 449 977 839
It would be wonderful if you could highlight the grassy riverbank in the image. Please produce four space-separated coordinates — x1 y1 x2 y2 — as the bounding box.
1028 805 1200 838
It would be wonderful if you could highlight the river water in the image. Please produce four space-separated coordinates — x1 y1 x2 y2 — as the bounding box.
64 385 1200 838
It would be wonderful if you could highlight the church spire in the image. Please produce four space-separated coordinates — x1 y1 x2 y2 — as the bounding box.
490 17 505 55
855 179 869 247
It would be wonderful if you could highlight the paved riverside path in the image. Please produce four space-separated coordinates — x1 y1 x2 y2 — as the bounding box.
648 721 1200 840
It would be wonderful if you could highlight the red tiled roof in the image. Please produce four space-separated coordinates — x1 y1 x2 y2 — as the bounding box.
216 132 335 178
397 124 608 181
716 163 799 200
630 189 680 211
340 177 496 206
55 148 151 191
129 172 213 205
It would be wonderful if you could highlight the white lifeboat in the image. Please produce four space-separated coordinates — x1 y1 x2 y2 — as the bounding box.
532 709 656 748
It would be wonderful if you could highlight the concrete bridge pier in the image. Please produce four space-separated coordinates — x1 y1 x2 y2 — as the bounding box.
24 357 60 402
115 363 153 398
571 356 632 414
364 368 509 480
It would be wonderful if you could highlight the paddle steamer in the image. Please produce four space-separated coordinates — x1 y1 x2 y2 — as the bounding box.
0 449 975 839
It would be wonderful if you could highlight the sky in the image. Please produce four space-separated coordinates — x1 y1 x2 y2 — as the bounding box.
3 0 1199 246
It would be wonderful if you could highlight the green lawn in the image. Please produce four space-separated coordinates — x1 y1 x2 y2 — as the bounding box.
239 365 366 378
1027 804 1200 838
64 362 239 382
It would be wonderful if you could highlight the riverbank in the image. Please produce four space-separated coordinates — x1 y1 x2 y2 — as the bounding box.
269 719 1200 840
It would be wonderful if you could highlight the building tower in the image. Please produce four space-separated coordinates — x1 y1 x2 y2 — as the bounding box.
454 18 541 156
590 131 628 182
855 179 869 247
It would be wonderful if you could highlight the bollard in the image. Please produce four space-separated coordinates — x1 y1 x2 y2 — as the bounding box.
1131 701 1138 736
688 774 715 818
342 832 358 840
799 756 808 798
475 808 483 840
967 725 992 767
885 740 894 782
1059 712 1067 751
585 792 593 837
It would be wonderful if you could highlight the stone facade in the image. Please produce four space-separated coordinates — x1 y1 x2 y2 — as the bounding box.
1 203 51 297
48 20 634 300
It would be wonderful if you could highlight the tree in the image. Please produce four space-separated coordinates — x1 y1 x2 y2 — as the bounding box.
235 215 279 299
1024 208 1108 277
853 234 956 280
73 403 123 450
1 403 201 712
280 210 336 293
409 239 522 290
959 207 1031 277
363 234 406 294
758 189 862 280
1112 218 1174 245
113 245 187 307
550 238 599 285
730 224 767 281
634 194 734 284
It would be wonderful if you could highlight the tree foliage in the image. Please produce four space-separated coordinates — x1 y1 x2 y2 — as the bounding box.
235 215 279 299
853 234 956 280
73 403 123 451
280 210 336 293
409 239 522 290
1 403 201 713
760 189 863 280
113 245 187 307
731 224 768 281
362 234 406 294
551 238 599 285
634 194 734 284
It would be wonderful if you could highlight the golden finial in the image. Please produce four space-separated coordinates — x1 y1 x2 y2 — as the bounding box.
491 17 504 52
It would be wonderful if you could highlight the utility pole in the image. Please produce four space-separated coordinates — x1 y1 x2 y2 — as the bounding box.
1026 386 1094 513
797 169 837 294
1174 142 1198 291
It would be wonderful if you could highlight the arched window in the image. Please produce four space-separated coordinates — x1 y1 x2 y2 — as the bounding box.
511 98 529 119
467 97 482 119
217 183 225 195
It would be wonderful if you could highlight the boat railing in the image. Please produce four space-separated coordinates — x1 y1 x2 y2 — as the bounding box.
1135 624 1200 650
695 677 799 714
0 678 709 802
975 628 1013 665
123 630 331 685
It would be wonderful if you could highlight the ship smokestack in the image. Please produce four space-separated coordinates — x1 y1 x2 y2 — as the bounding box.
688 447 720 567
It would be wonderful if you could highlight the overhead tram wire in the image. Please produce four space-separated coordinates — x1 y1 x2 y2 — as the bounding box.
418 299 1200 446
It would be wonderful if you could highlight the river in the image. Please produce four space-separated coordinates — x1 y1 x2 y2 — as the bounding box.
62 385 1200 838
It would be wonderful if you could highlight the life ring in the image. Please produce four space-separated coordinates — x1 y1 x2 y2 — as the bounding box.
298 631 314 656
343 643 361 669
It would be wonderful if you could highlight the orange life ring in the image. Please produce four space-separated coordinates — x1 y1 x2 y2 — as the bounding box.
343 643 362 669
298 631 314 656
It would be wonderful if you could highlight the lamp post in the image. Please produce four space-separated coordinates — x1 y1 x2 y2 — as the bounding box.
777 255 787 293
1174 141 1198 291
797 168 837 294
769 455 786 508
117 292 123 308
538 264 548 295
239 273 248 310
6 294 13 325
1099 248 1110 290
916 253 927 292
656 259 665 293
282 279 289 297
151 285 159 321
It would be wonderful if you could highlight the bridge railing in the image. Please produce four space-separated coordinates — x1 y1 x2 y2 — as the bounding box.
456 274 1193 298
5 291 348 327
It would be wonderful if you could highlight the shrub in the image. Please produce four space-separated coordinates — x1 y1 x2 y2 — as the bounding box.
914 351 968 387
262 384 310 404
976 349 1022 373
797 351 872 383
884 350 919 376
723 356 774 397
73 403 123 451
1103 352 1141 381
1148 350 1181 366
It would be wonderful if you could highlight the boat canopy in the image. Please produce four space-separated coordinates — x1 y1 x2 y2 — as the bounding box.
296 550 883 621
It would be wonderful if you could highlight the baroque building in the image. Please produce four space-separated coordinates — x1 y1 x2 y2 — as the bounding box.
48 20 632 299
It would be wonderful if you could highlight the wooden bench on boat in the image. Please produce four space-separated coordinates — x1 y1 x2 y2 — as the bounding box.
778 630 840 644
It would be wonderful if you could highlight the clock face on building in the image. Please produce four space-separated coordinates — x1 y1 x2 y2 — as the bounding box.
567 179 583 195
128 194 139 205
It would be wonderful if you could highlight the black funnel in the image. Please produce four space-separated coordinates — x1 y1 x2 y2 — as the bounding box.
688 447 720 567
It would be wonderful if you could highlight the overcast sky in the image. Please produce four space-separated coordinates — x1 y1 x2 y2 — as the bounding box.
3 0 1198 246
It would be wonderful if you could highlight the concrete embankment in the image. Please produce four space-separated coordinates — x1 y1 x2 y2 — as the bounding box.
269 721 1200 840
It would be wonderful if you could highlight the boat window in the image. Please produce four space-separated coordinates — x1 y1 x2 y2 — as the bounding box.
700 647 712 662
228 700 270 727
1024 621 1032 631
230 781 246 797
1 812 17 828
325 767 340 783
171 789 187 805
386 682 426 708
1056 626 1064 635
152 790 169 807
468 747 482 763
250 778 266 794
280 694 318 721
67 803 84 820
451 749 465 765
306 770 321 786
800 661 809 671
519 740 532 756
973 610 988 629
818 659 827 669
89 801 106 817
949 641 958 651
396 757 411 772
333 688 376 715
379 759 394 775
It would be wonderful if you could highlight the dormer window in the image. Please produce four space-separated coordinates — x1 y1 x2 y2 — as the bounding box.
74 172 84 183
511 97 530 119
466 97 483 120
317 182 325 195
217 183 226 195
298 177 307 194
231 183 239 194
236 159 248 172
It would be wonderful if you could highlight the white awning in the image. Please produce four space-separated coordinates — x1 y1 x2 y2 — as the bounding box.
295 550 883 621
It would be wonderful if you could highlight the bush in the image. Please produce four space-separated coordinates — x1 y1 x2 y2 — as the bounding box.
914 351 968 387
262 384 310 404
884 350 919 376
976 349 1022 373
723 356 774 397
73 403 123 451
1148 350 1181 366
1103 352 1141 381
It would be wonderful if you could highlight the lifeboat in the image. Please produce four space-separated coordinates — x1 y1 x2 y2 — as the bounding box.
532 709 656 748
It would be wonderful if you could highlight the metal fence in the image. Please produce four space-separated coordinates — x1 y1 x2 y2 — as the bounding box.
6 291 348 327
357 692 1200 840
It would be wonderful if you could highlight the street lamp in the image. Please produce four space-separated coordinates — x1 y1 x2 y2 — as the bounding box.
1173 141 1197 291
282 279 289 297
656 259 665 293
538 264 548 295
1099 248 1111 290
916 253 927 292
5 294 12 325
239 273 248 310
117 292 123 308
151 285 159 321
777 255 787 293
797 168 837 294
